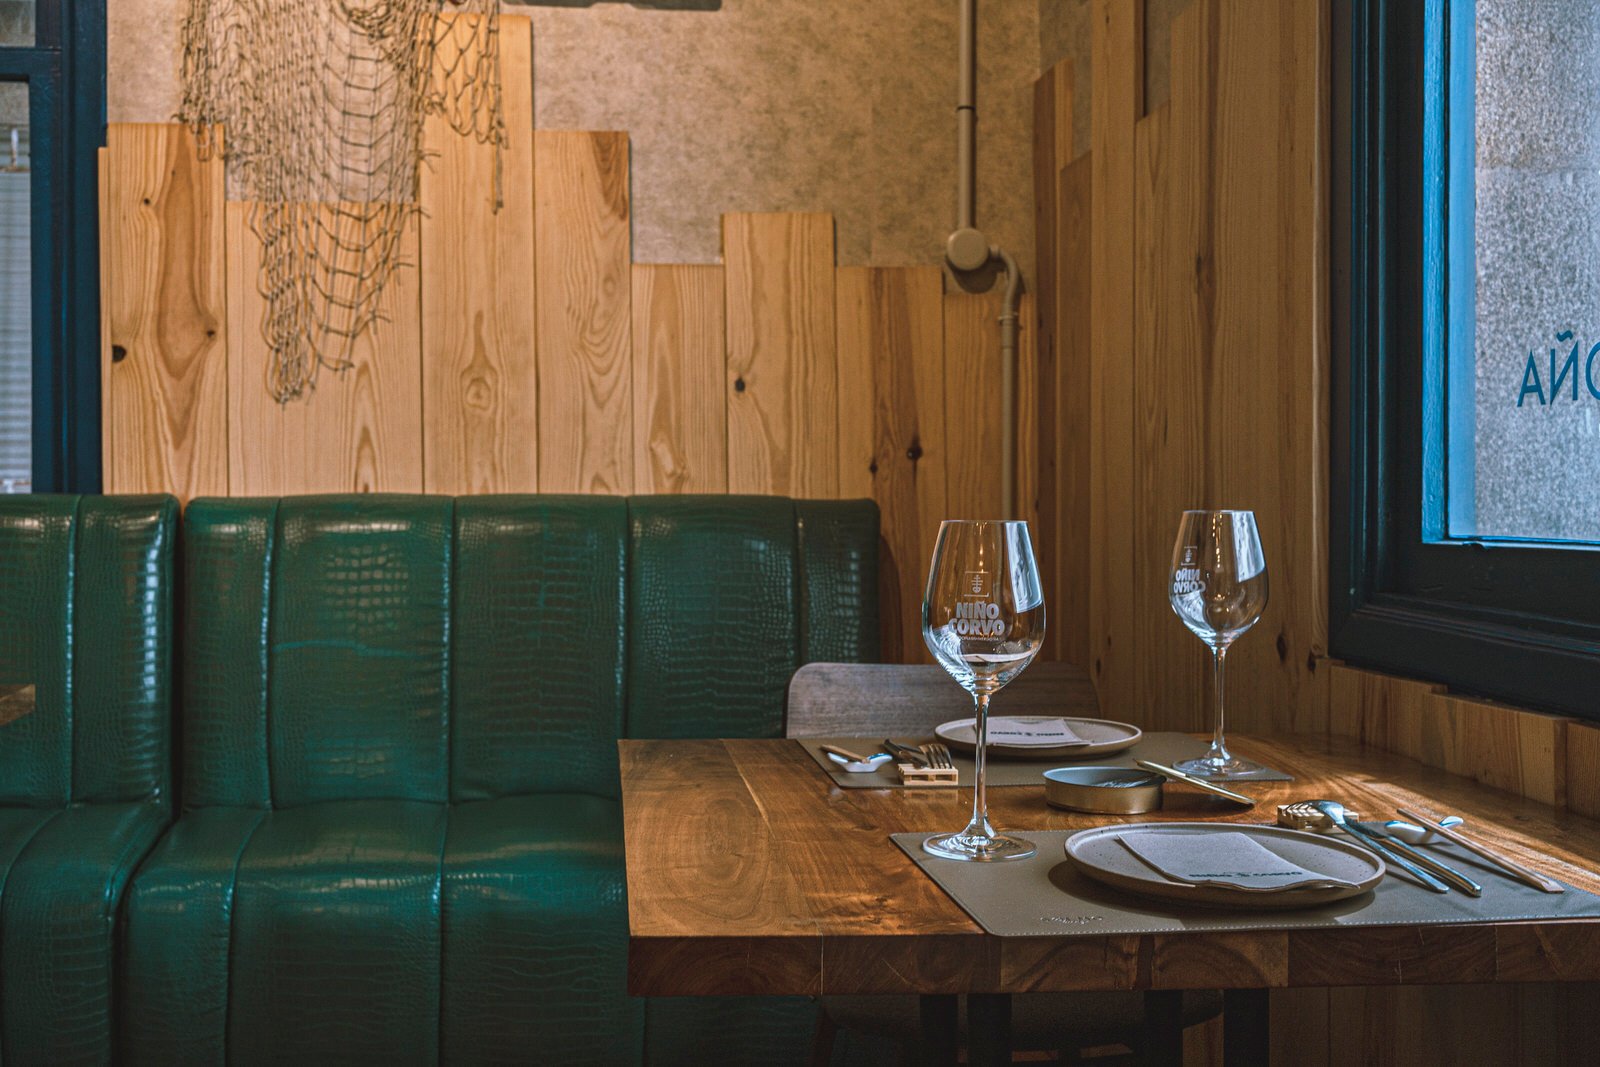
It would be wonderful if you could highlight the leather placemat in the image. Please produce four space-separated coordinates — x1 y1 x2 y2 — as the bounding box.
890 830 1600 936
799 732 1293 789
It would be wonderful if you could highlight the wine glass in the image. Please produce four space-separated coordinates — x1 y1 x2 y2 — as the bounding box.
1168 510 1268 779
921 520 1046 862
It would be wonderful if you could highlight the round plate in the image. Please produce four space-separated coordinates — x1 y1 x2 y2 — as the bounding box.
934 716 1143 760
1065 822 1385 910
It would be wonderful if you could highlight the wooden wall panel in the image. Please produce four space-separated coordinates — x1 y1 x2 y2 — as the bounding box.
941 290 1007 526
420 15 537 494
724 212 839 497
227 205 424 494
632 264 727 493
102 124 229 497
1088 0 1142 718
534 130 633 494
836 266 946 663
1056 155 1094 670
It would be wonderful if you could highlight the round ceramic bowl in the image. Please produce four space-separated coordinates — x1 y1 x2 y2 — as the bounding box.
1043 767 1165 814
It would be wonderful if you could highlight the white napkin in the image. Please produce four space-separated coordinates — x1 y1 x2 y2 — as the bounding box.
985 717 1089 746
1116 831 1361 892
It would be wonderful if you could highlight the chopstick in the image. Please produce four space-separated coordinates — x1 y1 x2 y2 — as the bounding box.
1135 760 1255 806
820 743 873 764
1396 807 1565 894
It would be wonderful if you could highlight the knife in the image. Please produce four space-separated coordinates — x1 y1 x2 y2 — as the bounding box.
883 738 930 767
1310 800 1450 893
1353 820 1483 897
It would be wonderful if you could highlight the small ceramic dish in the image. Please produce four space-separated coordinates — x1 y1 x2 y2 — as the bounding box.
1043 767 1166 814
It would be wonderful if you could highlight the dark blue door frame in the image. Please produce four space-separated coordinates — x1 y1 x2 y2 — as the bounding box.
0 0 105 492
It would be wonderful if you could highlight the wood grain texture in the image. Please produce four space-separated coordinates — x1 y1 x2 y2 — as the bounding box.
784 661 1099 738
622 733 1600 998
1056 155 1094 670
942 290 1005 522
1567 722 1600 820
228 204 424 494
631 264 727 493
419 14 536 493
724 212 838 497
0 684 34 728
1329 664 1569 808
534 130 632 493
1088 0 1141 719
835 266 945 662
102 124 229 498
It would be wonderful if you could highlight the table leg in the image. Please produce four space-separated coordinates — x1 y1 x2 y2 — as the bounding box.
1223 988 1270 1065
1142 990 1184 1067
967 993 1012 1067
918 994 958 1066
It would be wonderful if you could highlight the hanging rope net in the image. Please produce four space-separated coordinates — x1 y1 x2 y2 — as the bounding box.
179 0 504 402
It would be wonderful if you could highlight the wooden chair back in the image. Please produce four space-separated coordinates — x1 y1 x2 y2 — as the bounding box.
785 661 1099 737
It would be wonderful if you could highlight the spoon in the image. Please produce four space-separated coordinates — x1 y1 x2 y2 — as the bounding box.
819 744 893 773
1310 799 1450 893
1383 816 1463 846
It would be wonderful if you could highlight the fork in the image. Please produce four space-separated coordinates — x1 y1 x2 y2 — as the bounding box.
920 743 956 770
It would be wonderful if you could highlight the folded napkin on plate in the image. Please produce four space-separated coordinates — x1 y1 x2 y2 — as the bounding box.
986 717 1088 745
1117 831 1362 892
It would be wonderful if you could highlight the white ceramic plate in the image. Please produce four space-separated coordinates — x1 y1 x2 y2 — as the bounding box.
1065 822 1385 910
934 716 1143 760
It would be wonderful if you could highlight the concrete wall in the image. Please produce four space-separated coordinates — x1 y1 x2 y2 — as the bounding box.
1473 0 1600 541
108 0 1040 274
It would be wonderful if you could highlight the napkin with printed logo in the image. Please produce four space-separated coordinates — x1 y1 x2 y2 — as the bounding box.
1117 831 1362 892
985 717 1089 746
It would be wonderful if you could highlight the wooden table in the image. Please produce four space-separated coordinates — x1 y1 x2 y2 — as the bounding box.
621 734 1600 1064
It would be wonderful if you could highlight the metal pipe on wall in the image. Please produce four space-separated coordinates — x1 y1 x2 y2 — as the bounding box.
946 0 1023 518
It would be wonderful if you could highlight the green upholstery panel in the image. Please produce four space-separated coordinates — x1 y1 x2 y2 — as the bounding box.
0 496 75 806
181 499 275 808
441 794 641 1064
228 800 448 1063
626 496 801 739
1 803 168 1063
451 497 627 802
0 495 175 806
269 497 453 806
797 499 881 665
120 807 266 1065
129 494 879 1064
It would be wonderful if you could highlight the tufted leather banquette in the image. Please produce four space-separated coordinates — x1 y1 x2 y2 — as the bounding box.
0 495 177 1063
119 494 878 1065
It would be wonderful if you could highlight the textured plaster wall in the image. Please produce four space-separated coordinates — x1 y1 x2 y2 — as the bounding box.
1473 0 1600 541
108 0 1040 273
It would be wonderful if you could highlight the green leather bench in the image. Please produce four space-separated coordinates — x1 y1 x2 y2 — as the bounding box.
121 495 878 1065
0 495 177 1063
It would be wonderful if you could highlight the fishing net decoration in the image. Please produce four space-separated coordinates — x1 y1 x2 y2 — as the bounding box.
179 0 505 402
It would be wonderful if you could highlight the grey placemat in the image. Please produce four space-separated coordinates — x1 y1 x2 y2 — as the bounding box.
890 830 1600 936
799 732 1293 788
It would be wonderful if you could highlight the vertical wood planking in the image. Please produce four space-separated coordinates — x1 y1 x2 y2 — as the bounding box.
98 147 112 483
836 266 945 662
420 15 537 493
1088 0 1142 719
102 124 229 498
632 264 727 493
942 290 1006 523
1056 154 1094 669
1015 291 1039 536
724 212 839 497
1033 63 1064 660
534 130 633 494
227 205 424 494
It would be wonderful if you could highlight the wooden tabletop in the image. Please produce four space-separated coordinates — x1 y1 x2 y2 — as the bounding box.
620 734 1600 997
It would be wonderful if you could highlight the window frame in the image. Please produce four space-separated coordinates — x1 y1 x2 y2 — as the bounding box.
1331 0 1600 718
0 0 105 492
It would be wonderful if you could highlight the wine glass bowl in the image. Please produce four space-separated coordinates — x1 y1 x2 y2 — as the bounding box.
921 520 1046 862
1168 509 1268 779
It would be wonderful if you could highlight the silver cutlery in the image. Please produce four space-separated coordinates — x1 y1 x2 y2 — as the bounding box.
1309 800 1450 893
1397 806 1566 894
920 743 956 771
1354 819 1482 897
884 738 930 767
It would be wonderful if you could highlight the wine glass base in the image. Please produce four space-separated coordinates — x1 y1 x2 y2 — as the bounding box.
1174 754 1266 781
921 831 1036 862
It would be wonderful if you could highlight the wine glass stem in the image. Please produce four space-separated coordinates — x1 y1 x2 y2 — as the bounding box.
1209 644 1231 762
966 689 996 841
